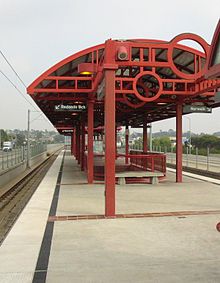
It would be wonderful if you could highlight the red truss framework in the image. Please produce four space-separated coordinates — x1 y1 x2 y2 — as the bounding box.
27 26 220 217
27 33 220 129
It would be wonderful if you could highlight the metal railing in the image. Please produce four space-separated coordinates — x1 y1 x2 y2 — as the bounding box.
129 150 166 174
151 145 220 173
83 150 166 177
0 143 47 172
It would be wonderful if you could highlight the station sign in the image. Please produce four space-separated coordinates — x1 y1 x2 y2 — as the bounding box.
54 104 87 112
60 129 74 133
183 105 212 113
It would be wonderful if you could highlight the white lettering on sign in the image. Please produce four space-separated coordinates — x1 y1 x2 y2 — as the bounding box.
54 104 87 111
61 129 74 133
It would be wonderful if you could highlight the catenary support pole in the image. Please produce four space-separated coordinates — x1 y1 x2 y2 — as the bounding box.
26 109 30 169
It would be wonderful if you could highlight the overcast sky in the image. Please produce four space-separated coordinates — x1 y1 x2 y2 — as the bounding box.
0 0 219 133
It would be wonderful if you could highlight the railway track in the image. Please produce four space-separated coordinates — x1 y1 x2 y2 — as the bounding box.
0 150 61 245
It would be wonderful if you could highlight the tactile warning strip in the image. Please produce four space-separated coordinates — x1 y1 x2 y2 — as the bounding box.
48 210 220 222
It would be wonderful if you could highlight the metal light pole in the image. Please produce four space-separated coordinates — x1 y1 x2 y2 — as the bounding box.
26 109 31 169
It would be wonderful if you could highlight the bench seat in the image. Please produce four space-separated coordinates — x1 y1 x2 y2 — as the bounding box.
115 171 164 185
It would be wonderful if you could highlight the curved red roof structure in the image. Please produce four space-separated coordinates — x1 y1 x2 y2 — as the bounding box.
27 33 220 130
27 26 220 217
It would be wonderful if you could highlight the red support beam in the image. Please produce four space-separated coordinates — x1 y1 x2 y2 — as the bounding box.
176 103 183 182
71 132 74 155
115 127 117 156
73 128 76 157
143 119 148 153
125 125 129 164
75 128 79 161
104 40 117 217
87 100 94 183
81 118 85 171
78 124 81 165
105 68 116 216
76 125 81 164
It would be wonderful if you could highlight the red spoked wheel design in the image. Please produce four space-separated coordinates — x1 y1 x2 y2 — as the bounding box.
133 71 162 102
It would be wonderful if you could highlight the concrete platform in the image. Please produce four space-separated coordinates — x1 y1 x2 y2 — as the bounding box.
0 150 220 282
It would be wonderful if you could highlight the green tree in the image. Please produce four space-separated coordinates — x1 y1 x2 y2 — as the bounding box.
191 134 220 154
16 133 26 146
53 134 65 143
0 129 9 147
191 135 220 149
152 136 171 148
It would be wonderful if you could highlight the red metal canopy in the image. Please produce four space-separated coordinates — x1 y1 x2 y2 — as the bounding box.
27 32 220 131
27 26 220 217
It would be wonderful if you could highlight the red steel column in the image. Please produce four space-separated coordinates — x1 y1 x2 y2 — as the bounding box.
87 100 94 183
81 118 85 171
125 125 129 164
71 133 74 155
73 128 76 157
104 40 117 217
176 103 183 182
77 124 81 165
115 128 117 156
143 120 148 153
75 127 79 161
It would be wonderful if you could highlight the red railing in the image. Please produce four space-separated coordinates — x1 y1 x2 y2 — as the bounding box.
128 150 166 175
84 150 166 179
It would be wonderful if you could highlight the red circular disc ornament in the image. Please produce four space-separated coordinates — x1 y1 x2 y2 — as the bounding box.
216 222 220 232
133 71 162 102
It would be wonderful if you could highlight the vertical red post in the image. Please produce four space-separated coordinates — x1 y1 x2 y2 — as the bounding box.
73 128 76 157
87 100 94 183
176 103 183 182
81 118 85 171
77 124 81 165
75 127 79 161
71 133 74 155
104 40 117 217
125 125 129 164
143 119 148 153
115 128 117 156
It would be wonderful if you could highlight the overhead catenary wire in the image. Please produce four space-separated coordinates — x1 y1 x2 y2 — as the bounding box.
0 70 52 126
0 50 53 125
0 50 27 88
0 69 38 111
30 113 43 123
0 50 55 130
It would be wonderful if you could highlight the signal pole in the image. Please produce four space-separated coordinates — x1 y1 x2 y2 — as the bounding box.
27 109 31 169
